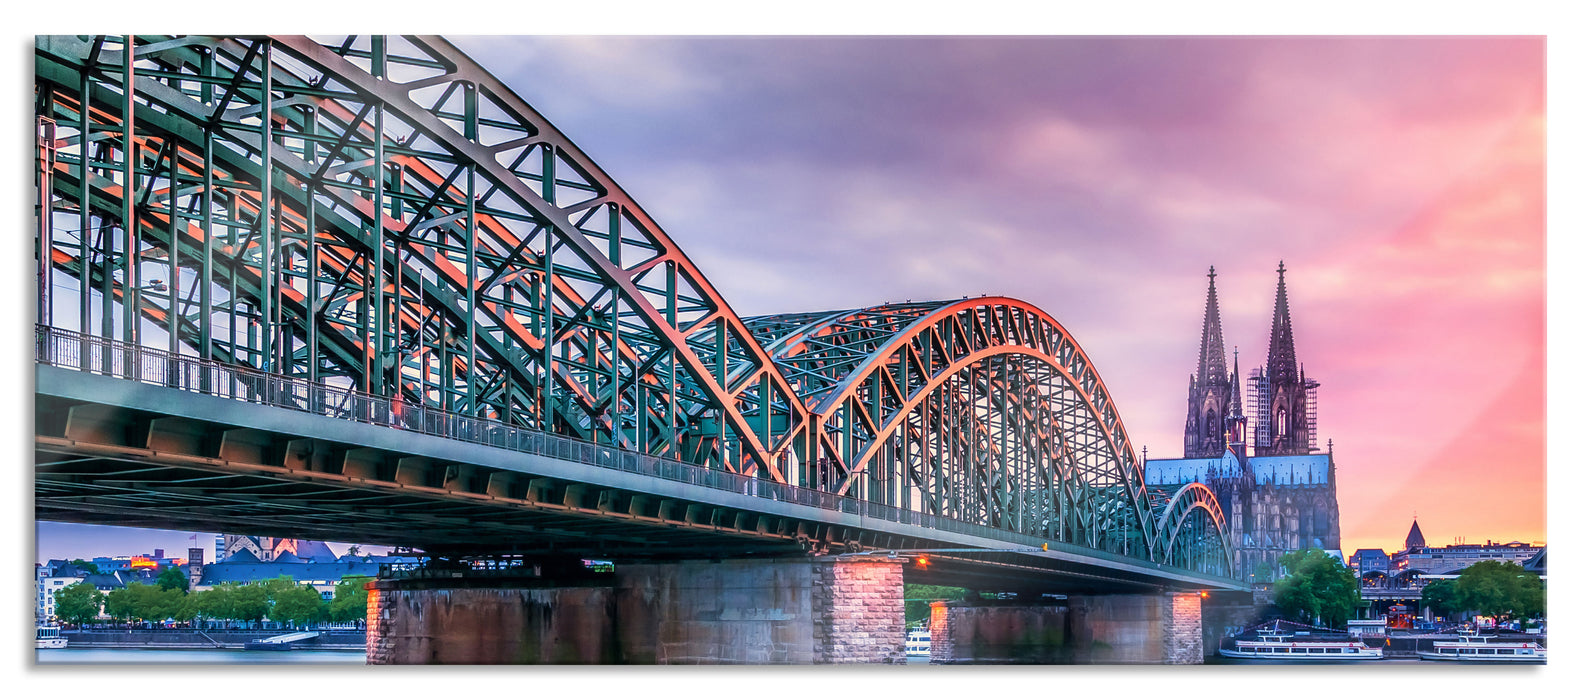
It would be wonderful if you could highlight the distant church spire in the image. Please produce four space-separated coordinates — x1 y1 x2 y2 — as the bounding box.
1226 346 1247 458
1405 518 1427 550
1198 266 1228 386
1266 261 1299 386
1228 346 1242 417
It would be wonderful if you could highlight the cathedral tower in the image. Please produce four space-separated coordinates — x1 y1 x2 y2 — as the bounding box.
1250 262 1319 456
1184 267 1237 458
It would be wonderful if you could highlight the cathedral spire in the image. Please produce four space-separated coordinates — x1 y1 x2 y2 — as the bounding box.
1197 266 1228 386
1266 261 1299 385
1184 267 1234 459
1228 346 1242 417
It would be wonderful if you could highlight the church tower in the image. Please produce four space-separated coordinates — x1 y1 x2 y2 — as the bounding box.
1405 518 1427 551
1184 267 1236 458
1250 262 1319 456
1227 347 1248 460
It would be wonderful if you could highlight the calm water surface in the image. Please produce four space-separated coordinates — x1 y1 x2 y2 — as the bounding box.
40 649 1500 666
37 648 366 665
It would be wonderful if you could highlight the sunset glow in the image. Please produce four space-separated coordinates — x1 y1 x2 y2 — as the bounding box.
451 35 1546 558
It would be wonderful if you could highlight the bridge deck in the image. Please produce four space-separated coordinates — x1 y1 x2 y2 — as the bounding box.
36 362 1245 594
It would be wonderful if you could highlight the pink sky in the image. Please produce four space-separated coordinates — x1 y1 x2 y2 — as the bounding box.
452 36 1546 557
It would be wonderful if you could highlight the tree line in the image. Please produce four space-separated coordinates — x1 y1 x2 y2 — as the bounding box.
1271 549 1544 629
52 572 370 629
1421 560 1544 624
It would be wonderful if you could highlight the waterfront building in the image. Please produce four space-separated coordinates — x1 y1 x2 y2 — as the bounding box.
219 535 338 563
1349 548 1389 574
1144 264 1343 581
82 571 133 592
1350 520 1545 622
197 558 386 599
34 560 140 622
1387 519 1542 575
36 565 83 621
1523 547 1546 575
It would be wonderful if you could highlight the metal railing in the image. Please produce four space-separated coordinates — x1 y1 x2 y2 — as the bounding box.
34 325 1224 579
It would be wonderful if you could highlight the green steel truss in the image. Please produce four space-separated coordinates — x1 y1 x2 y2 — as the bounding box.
33 35 1231 577
745 298 1161 559
1155 482 1233 577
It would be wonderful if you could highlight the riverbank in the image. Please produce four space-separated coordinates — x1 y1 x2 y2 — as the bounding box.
38 648 366 664
1215 631 1548 660
63 629 365 651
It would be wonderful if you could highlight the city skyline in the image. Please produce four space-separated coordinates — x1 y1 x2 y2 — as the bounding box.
35 35 1545 562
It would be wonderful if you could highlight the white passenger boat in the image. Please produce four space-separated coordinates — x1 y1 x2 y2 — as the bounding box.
905 628 932 656
1218 632 1382 661
1417 634 1545 663
35 626 67 649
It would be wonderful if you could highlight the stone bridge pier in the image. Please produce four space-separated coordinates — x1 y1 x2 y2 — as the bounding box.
927 592 1205 664
365 555 906 664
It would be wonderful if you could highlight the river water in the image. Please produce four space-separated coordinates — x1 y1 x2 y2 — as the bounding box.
36 648 367 665
38 649 1517 666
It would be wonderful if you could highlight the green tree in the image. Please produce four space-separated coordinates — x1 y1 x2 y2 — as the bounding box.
104 582 185 623
103 585 137 622
259 575 299 602
54 581 103 625
156 566 189 592
230 583 270 624
173 589 203 623
903 584 969 627
1421 579 1461 618
196 585 236 622
69 559 101 575
271 584 328 628
1273 549 1362 628
1452 561 1544 622
329 576 373 623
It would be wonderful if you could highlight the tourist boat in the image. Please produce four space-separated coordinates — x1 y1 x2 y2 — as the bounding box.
905 628 932 656
1417 634 1545 663
35 626 67 649
1218 631 1382 661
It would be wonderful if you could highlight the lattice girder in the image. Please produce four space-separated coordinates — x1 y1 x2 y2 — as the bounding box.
1157 482 1235 577
747 298 1159 558
36 35 813 479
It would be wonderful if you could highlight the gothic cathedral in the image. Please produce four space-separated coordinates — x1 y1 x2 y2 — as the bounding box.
1146 263 1342 582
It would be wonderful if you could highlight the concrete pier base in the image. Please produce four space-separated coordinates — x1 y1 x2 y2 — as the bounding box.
366 556 906 664
366 576 616 664
928 592 1204 665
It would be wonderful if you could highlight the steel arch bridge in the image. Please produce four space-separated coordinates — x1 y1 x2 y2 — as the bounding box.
33 34 1232 580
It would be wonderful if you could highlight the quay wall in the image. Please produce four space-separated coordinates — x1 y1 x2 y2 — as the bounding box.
62 629 365 650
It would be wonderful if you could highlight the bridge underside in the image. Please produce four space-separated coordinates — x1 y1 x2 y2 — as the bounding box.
36 365 1234 594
